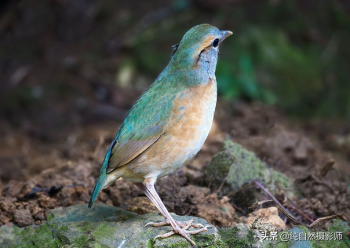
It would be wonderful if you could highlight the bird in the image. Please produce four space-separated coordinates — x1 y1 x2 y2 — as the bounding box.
88 24 232 246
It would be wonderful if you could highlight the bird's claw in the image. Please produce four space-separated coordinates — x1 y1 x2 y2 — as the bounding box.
152 221 210 246
145 222 155 227
145 219 203 229
153 222 192 241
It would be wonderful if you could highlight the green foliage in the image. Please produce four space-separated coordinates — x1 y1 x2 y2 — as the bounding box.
215 1 350 120
217 26 325 116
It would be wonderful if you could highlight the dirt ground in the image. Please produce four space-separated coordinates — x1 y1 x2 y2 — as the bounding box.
0 99 349 228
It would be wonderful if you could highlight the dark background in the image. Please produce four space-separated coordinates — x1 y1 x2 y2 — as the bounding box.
1 0 350 127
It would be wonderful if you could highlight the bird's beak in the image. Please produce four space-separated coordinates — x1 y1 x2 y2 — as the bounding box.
220 31 233 41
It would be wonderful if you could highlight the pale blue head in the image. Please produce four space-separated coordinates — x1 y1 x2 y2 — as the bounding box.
169 24 232 77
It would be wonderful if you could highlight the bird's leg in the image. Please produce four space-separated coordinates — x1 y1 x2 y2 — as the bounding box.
134 182 168 217
135 179 209 246
135 182 202 229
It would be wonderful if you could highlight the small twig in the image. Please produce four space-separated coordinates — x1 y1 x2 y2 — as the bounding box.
296 159 336 193
231 201 245 214
248 200 272 211
252 180 294 217
251 181 347 228
307 215 346 228
311 174 336 193
256 199 346 228
288 203 314 223
186 207 194 216
319 159 335 178
215 174 229 194
296 173 336 194
207 177 213 190
226 182 253 197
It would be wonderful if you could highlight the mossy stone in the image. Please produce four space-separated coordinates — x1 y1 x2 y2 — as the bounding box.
0 204 220 248
204 138 299 200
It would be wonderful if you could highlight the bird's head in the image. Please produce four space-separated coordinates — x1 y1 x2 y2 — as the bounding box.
170 24 232 77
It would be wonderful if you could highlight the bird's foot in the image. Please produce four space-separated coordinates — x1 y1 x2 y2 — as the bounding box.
155 223 210 246
145 219 204 229
146 220 210 246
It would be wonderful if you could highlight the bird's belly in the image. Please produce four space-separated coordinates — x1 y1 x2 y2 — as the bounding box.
122 78 217 181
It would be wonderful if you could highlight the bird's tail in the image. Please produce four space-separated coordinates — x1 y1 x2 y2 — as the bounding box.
88 173 107 208
89 143 124 208
88 168 123 208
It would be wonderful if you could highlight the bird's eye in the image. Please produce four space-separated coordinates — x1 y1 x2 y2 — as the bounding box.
212 38 220 47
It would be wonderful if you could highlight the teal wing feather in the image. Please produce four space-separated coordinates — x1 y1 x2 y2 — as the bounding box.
105 72 185 173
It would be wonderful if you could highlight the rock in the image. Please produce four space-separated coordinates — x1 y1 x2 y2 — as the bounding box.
13 209 34 227
240 207 286 230
218 224 257 247
74 185 86 196
234 223 250 239
204 138 298 207
30 206 45 221
0 204 221 248
1 204 349 247
197 195 236 227
18 181 36 199
0 198 13 212
250 218 277 234
0 212 10 226
183 167 204 182
56 187 76 207
37 192 56 209
178 185 210 205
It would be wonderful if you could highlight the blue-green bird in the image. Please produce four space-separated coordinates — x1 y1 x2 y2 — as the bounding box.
89 24 232 246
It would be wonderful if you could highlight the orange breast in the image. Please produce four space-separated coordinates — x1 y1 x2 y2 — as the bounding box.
164 77 217 151
122 78 217 181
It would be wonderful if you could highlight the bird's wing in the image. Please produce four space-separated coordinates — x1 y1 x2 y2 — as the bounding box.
106 125 164 173
105 76 182 173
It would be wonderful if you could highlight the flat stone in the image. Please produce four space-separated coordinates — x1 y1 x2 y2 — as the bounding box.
0 204 220 248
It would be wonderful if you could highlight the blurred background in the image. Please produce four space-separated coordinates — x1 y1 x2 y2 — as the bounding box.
2 0 350 123
0 0 350 228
